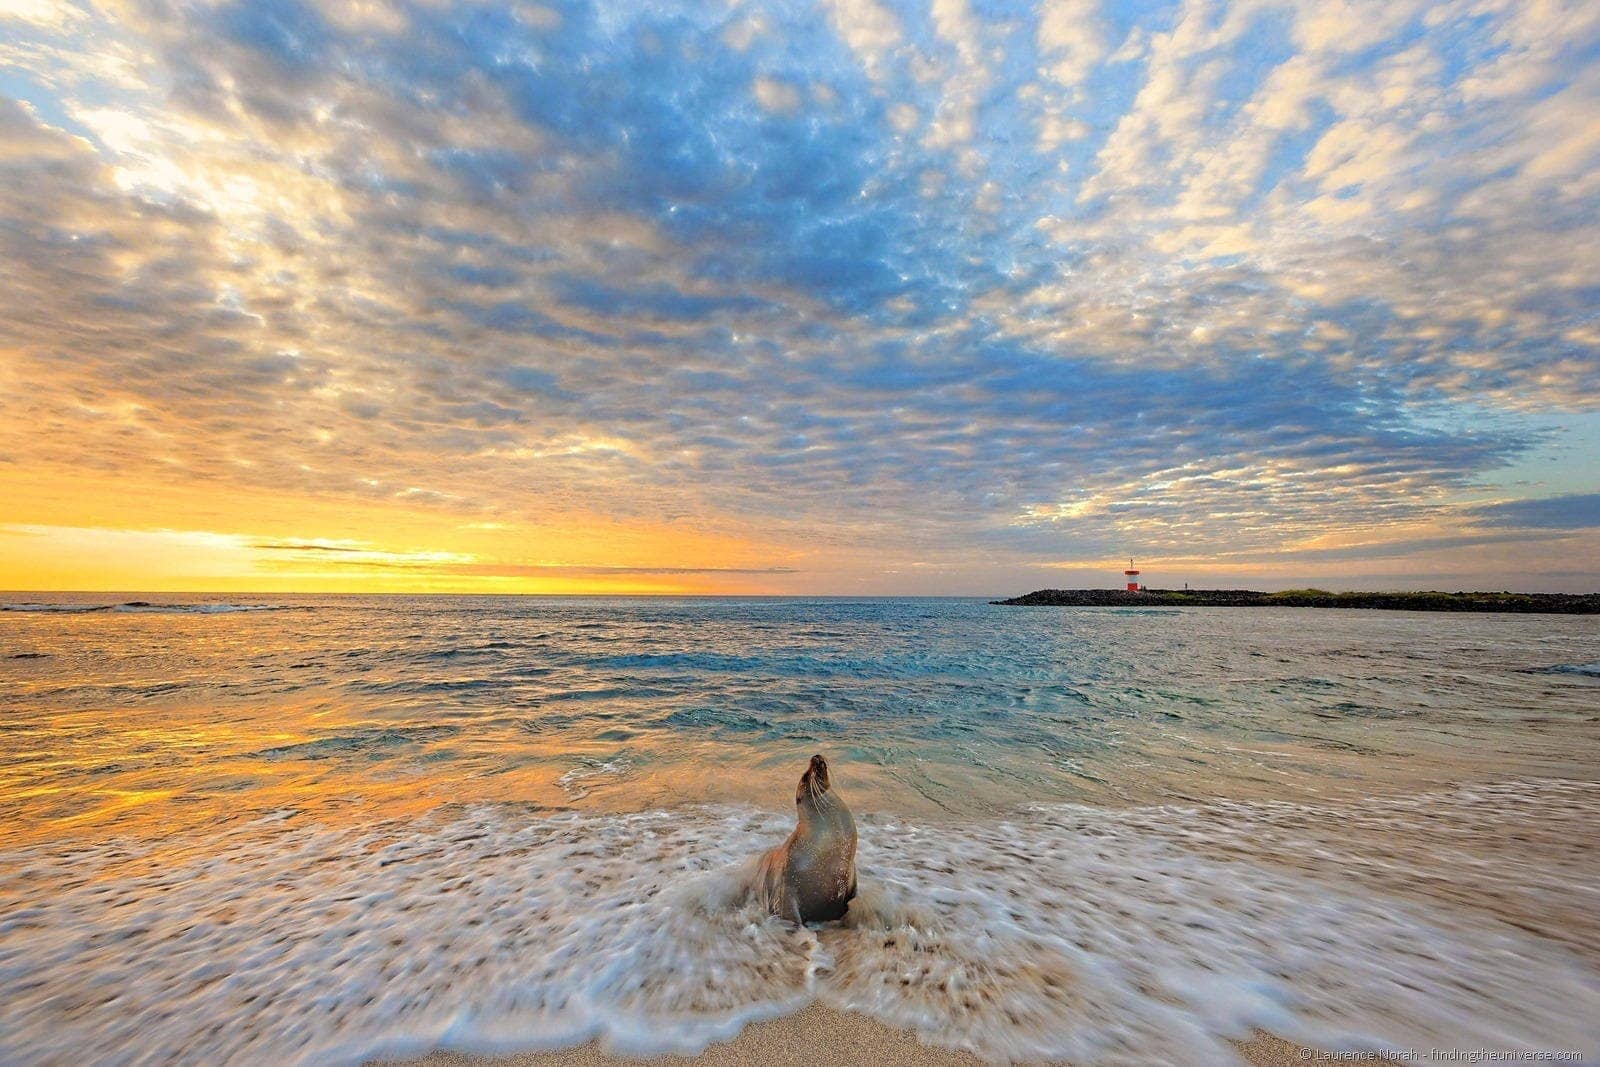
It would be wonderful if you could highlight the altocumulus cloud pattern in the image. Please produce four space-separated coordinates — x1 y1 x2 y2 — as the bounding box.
0 0 1597 588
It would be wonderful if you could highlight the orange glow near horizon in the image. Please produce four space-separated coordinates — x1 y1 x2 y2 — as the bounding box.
5 466 1598 595
0 469 802 595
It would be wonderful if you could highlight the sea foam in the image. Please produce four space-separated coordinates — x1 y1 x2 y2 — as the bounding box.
1 781 1595 1066
1543 661 1600 678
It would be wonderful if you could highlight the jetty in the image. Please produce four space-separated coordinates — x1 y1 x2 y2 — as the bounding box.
992 588 1600 614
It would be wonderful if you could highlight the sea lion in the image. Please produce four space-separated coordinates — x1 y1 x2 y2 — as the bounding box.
753 754 857 923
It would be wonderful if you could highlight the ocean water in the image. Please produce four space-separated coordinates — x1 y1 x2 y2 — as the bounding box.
1 595 1597 1064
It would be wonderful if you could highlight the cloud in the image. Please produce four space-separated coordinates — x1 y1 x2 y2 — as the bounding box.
1189 530 1575 564
1036 0 1105 89
0 0 83 29
251 539 798 576
443 563 800 577
0 0 1596 590
1470 493 1600 530
751 76 801 115
254 540 367 553
820 0 902 81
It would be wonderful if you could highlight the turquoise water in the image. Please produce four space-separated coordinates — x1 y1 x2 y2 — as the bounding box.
2 596 1597 1063
4 595 1597 827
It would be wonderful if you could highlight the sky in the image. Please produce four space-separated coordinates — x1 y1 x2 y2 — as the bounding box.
0 0 1597 595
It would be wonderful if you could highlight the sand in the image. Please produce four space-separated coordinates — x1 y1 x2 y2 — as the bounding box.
383 1005 1316 1067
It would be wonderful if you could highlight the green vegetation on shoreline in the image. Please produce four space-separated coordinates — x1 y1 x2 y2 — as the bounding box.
993 588 1600 614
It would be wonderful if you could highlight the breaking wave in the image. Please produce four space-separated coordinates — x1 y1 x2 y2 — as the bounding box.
1 781 1594 1066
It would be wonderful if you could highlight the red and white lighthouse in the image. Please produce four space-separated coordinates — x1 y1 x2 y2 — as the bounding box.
1123 558 1140 592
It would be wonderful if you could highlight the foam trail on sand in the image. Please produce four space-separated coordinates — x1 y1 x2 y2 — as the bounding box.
1544 661 1600 678
1 781 1595 1066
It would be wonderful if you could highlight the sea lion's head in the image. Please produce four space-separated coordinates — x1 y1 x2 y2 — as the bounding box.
796 753 831 805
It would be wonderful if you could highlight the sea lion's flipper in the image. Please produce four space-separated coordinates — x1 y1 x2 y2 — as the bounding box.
751 846 779 914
